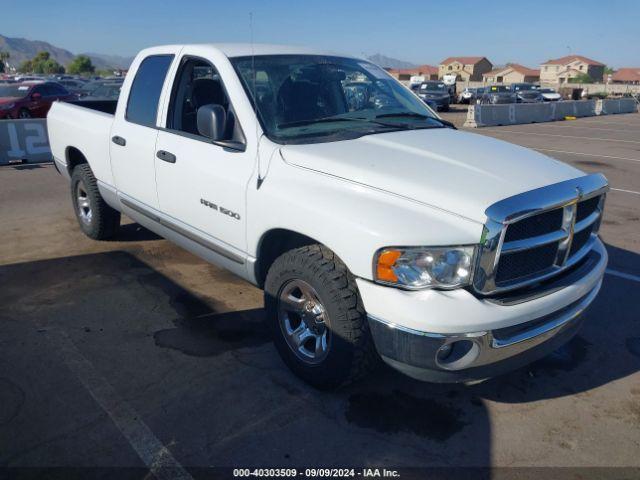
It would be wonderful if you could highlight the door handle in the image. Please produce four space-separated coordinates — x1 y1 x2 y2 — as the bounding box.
156 150 176 164
111 135 126 146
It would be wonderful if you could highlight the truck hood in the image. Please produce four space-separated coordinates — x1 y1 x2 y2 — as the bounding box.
280 128 582 223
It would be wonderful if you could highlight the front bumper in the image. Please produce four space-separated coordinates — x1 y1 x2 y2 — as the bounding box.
360 240 607 383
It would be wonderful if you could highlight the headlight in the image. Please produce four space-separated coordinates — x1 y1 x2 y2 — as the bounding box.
374 246 476 290
0 103 15 110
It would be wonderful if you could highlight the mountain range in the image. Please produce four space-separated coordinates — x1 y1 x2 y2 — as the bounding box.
0 34 415 72
0 34 133 70
366 53 417 69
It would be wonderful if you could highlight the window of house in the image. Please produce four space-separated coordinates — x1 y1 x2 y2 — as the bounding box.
448 65 452 71
126 55 174 127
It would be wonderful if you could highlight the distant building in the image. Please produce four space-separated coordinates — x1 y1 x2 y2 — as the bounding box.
386 65 438 81
539 55 604 84
482 64 540 84
611 68 640 85
438 57 493 81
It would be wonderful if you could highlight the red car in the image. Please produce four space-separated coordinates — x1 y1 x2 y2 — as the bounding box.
0 81 75 119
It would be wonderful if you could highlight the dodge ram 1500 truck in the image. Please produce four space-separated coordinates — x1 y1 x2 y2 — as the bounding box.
48 44 608 388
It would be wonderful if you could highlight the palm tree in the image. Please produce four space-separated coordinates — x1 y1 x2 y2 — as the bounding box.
0 51 10 73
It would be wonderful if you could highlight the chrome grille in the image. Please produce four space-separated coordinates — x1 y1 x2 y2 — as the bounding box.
495 242 559 284
503 209 563 242
473 173 608 295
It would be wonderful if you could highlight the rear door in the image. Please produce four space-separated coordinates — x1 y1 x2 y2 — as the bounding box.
110 52 176 209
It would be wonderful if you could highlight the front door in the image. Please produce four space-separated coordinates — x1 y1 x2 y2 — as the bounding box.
154 55 253 251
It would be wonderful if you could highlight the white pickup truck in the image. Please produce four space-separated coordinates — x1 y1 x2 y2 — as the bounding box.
48 44 608 388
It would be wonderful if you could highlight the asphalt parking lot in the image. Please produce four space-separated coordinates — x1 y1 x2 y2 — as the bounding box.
1 113 639 477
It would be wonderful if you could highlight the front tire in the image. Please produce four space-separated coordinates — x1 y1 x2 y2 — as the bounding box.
71 164 120 240
265 244 377 389
18 108 31 119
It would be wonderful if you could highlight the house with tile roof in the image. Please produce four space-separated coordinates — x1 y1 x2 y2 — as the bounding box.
386 65 439 82
438 56 493 81
611 68 640 85
540 55 604 84
482 64 540 84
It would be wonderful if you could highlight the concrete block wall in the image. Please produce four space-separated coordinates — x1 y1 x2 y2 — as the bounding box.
464 99 637 128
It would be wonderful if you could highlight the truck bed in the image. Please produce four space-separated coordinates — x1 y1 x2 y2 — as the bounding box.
68 99 118 116
48 100 116 185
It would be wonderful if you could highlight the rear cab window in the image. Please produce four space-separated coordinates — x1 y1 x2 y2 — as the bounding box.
126 55 174 127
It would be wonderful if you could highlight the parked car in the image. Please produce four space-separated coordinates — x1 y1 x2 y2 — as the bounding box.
458 87 477 104
56 79 87 96
509 84 543 103
83 83 122 100
479 85 517 104
0 81 75 119
13 75 42 82
539 88 562 102
48 44 608 388
409 75 425 91
510 83 540 92
416 81 450 111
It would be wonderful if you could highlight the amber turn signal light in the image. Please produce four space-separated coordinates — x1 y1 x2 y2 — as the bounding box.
376 249 402 282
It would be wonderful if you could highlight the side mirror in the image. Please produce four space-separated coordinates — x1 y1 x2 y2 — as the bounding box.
197 104 226 141
31 92 42 100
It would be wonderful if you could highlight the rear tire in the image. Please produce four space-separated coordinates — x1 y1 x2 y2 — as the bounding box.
265 244 377 389
18 108 31 119
70 164 120 240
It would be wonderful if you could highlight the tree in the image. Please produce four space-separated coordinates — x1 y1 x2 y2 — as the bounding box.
0 50 9 73
67 55 95 75
18 51 65 74
569 73 594 84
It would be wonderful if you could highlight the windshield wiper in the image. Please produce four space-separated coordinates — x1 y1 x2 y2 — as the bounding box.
277 116 365 129
374 112 455 129
374 112 431 119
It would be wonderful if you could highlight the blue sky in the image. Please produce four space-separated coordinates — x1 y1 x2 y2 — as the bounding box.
3 0 639 67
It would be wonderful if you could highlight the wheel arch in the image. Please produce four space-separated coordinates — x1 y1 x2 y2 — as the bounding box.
65 146 89 176
254 228 324 288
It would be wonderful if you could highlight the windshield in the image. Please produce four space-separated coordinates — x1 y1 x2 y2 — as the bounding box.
515 84 540 91
91 84 121 98
420 82 447 92
231 55 444 144
540 88 556 93
0 84 30 98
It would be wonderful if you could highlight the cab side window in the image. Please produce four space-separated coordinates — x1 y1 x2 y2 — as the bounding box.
126 54 174 128
167 58 241 142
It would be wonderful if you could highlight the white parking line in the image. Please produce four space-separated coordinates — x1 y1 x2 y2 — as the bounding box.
535 123 640 133
531 147 640 164
575 118 640 126
606 269 640 283
611 187 640 195
42 328 193 480
492 130 640 144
